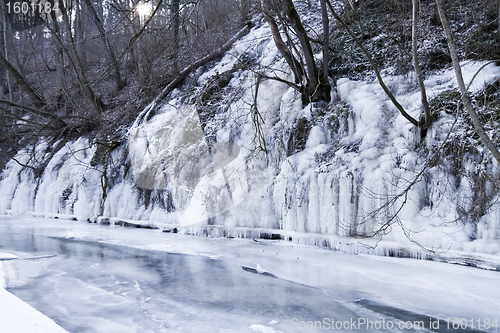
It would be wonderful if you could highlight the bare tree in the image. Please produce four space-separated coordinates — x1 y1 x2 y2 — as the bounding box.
83 0 125 90
75 1 87 70
171 0 180 74
0 52 47 110
0 15 5 97
282 0 330 102
261 0 330 103
52 18 67 108
436 0 500 165
138 22 254 121
412 0 431 128
238 0 251 22
320 0 329 81
325 0 420 127
56 0 106 114
261 0 303 82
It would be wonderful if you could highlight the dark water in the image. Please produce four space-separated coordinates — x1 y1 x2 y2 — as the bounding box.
0 220 358 333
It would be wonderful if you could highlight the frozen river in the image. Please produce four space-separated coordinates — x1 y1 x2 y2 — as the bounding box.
0 216 499 332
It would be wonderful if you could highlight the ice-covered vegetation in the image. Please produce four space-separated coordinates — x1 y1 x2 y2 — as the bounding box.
1 0 500 261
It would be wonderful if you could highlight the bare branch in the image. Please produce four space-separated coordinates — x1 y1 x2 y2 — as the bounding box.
325 0 421 127
436 0 500 165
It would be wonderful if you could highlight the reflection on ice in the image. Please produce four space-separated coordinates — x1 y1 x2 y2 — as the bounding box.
1 221 356 332
1 217 500 332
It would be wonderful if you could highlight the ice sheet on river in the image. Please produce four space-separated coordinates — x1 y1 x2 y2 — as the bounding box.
0 216 499 332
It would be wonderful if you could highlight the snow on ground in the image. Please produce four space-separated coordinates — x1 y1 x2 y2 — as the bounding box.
0 254 67 333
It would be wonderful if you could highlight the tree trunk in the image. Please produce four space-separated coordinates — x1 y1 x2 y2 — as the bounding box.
281 0 330 103
0 52 46 109
498 0 500 42
2 7 14 101
412 0 431 128
76 2 87 70
59 0 106 114
239 0 250 22
261 0 303 83
0 8 5 97
97 0 104 22
320 0 329 80
171 0 180 75
84 0 125 90
436 0 500 165
53 17 67 108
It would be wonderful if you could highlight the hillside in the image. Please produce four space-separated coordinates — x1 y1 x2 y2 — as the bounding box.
1 0 500 265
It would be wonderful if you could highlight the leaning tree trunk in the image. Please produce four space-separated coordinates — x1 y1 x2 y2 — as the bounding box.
0 53 68 129
261 0 303 83
436 0 500 165
0 52 46 109
136 22 254 124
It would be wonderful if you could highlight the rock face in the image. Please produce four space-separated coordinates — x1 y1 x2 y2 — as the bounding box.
1 21 500 258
